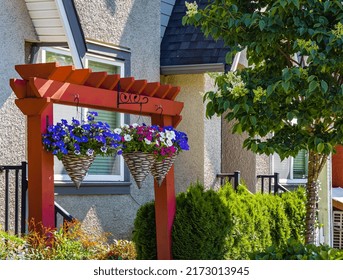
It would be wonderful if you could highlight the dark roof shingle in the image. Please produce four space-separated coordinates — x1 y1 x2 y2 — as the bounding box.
160 0 230 70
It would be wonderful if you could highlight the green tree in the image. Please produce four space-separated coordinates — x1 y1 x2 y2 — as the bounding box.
183 0 343 244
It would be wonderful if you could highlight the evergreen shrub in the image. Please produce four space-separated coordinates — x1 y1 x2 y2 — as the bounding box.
132 201 157 260
172 182 231 259
132 182 307 259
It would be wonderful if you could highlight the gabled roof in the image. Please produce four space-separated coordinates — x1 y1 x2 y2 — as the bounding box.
160 0 230 75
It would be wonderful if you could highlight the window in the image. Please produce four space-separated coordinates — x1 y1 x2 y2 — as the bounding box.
273 150 308 185
36 44 131 194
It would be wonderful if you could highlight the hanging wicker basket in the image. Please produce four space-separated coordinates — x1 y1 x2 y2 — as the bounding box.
61 153 95 189
122 152 155 188
150 154 177 186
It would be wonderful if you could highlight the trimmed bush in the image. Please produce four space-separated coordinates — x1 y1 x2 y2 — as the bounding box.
172 182 231 259
132 201 157 260
132 182 307 260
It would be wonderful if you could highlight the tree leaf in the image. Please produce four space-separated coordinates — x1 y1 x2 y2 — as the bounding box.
324 1 330 12
317 143 324 153
309 80 318 92
250 116 257 126
292 0 300 9
259 20 266 31
321 80 328 93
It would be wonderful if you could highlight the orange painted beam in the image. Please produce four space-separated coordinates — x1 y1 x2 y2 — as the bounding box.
151 115 177 260
15 98 51 116
30 78 184 117
15 62 58 80
141 82 160 97
128 80 147 95
100 74 120 90
65 68 91 85
10 79 27 99
154 84 172 99
118 77 135 91
49 65 74 82
165 86 181 101
85 72 108 88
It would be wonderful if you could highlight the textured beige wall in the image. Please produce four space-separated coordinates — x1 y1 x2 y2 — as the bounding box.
162 74 222 192
0 0 36 232
162 74 205 194
221 120 257 192
74 0 160 81
0 0 36 165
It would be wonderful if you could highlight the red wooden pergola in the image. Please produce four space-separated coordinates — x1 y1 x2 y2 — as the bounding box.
10 62 184 260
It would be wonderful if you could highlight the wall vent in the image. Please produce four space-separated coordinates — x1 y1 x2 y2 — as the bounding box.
333 211 343 249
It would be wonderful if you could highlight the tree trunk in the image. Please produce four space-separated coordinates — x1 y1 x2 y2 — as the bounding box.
305 151 327 244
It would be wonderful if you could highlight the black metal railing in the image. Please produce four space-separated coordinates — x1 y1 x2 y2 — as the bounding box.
216 171 241 190
55 201 74 227
257 172 289 195
1 161 74 234
0 162 28 235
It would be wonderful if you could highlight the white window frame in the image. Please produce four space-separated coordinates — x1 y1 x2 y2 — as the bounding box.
271 154 308 185
41 46 125 182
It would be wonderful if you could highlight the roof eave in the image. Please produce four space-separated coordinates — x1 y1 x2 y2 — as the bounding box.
160 63 225 75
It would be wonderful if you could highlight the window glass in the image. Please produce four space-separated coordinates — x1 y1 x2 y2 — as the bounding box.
274 150 308 181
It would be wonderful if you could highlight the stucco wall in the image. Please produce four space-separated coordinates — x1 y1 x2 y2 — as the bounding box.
74 0 160 81
53 0 161 240
162 74 221 193
221 120 257 192
0 0 36 165
0 0 36 232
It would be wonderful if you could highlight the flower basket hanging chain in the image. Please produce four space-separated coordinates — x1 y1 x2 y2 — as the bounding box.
42 111 122 188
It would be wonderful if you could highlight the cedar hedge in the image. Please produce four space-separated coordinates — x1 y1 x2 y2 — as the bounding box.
132 182 307 260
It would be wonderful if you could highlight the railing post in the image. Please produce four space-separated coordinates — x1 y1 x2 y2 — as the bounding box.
21 161 28 234
233 171 240 191
274 172 279 195
4 169 9 231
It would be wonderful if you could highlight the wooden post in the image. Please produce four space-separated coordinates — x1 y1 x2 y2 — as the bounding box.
151 115 176 260
16 99 55 232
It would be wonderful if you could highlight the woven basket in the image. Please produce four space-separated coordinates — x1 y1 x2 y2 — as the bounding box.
150 154 177 186
61 154 95 189
122 152 155 188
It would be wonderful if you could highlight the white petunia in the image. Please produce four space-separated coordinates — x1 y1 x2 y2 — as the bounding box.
114 128 122 134
122 124 130 129
166 130 176 140
144 138 151 145
124 134 132 141
159 137 166 145
166 139 173 147
159 132 166 139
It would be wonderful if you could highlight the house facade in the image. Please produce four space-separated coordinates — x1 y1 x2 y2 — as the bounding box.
0 0 334 246
1 0 221 240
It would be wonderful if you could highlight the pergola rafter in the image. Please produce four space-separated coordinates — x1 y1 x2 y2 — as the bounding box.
10 62 183 260
11 62 183 125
